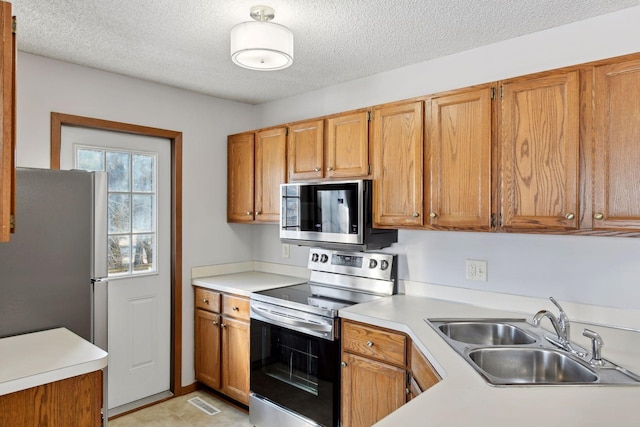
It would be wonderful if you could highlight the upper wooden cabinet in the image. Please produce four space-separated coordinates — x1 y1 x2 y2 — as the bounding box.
499 71 580 230
255 127 287 222
227 128 286 224
287 119 324 180
0 2 15 243
227 132 255 223
426 85 494 230
288 112 370 181
325 111 370 178
592 58 640 231
372 101 424 228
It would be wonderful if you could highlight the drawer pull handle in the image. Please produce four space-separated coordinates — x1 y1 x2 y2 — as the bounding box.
202 298 209 304
367 341 374 347
232 306 240 311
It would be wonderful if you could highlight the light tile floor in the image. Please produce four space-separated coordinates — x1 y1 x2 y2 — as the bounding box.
108 390 253 427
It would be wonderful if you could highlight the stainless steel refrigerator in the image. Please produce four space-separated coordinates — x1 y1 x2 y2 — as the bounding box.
0 167 108 422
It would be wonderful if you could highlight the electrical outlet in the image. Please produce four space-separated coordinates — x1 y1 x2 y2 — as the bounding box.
281 243 290 259
466 259 487 282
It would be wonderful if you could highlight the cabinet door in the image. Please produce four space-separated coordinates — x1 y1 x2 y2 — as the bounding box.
326 111 369 178
227 132 255 222
427 86 493 229
341 352 406 427
195 309 221 389
593 59 640 230
372 101 424 227
255 127 286 223
288 120 324 181
409 343 440 397
221 316 250 405
500 71 580 230
0 2 14 242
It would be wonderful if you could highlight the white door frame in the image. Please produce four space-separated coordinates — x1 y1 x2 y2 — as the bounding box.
50 112 184 398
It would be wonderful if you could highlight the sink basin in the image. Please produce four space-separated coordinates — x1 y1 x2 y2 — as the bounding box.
436 321 536 345
467 347 598 384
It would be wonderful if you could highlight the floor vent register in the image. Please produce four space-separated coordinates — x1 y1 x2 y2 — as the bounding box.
187 396 221 416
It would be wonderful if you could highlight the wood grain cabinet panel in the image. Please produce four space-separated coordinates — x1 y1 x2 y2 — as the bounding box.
0 371 103 426
227 132 255 223
288 120 324 181
427 85 494 230
221 315 250 404
500 71 580 230
342 320 406 366
255 127 287 222
325 111 370 178
194 308 221 389
372 101 424 227
0 1 15 242
341 351 406 427
409 343 440 398
592 58 640 230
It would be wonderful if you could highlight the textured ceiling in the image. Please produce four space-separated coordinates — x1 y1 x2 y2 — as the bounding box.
10 0 640 104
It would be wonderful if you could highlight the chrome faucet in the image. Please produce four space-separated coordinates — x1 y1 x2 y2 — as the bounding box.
532 297 584 356
583 328 605 367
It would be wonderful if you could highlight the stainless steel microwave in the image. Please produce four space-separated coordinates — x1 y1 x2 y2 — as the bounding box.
280 179 397 251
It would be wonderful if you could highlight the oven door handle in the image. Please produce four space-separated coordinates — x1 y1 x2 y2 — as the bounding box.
251 306 333 334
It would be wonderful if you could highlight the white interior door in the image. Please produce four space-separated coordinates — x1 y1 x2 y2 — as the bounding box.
61 126 171 410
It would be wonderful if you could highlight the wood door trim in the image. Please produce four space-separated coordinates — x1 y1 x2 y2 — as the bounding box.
50 112 185 397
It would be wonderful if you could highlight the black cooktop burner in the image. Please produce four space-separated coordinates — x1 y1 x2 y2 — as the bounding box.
255 283 315 305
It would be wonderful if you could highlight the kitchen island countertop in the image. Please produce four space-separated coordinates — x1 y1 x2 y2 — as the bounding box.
339 295 640 427
0 327 108 396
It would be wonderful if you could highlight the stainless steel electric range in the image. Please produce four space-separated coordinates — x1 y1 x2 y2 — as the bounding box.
249 248 397 427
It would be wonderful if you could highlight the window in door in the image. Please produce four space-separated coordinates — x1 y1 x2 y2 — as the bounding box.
76 146 157 277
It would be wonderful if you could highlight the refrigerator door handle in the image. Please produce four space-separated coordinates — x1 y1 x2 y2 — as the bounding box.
91 171 108 279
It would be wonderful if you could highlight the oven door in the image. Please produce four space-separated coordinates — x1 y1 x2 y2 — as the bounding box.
250 318 340 427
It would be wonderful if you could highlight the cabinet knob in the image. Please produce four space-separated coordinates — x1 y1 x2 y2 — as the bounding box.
232 306 240 311
246 211 252 216
256 211 262 215
594 212 604 220
221 323 226 328
327 166 334 171
202 298 209 304
314 167 321 172
429 212 437 218
367 341 374 347
565 213 575 220
212 320 218 325
341 362 347 368
412 212 420 218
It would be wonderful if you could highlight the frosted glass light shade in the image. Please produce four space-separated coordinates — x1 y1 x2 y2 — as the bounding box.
230 21 294 71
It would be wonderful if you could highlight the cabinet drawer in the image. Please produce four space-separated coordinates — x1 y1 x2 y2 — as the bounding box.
342 321 406 366
195 287 221 312
222 294 250 321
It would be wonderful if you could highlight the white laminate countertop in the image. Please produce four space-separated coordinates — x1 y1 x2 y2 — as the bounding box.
192 271 307 297
0 327 108 396
339 295 640 427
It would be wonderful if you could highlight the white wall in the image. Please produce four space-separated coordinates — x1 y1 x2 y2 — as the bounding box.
16 52 257 387
253 6 640 311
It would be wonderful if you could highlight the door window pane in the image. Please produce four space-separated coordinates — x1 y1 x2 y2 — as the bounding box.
109 235 131 276
133 154 154 192
77 149 104 171
109 194 131 234
133 194 154 233
107 152 130 192
132 234 154 273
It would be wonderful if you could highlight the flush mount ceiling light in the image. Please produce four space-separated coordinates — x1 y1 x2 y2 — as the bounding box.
230 5 294 71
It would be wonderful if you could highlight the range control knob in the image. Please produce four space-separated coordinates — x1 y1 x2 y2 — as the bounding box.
311 253 319 262
320 254 329 263
369 259 378 269
380 260 389 271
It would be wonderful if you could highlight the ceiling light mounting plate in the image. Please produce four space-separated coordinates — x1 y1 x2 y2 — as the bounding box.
250 6 275 22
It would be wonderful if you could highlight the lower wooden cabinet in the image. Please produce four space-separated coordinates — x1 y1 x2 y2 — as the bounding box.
341 320 440 427
194 287 250 405
0 370 103 426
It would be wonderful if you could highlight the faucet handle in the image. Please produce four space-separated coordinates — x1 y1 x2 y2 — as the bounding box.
583 328 605 366
549 297 566 316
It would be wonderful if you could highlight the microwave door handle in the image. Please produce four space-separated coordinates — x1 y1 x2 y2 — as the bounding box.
251 306 332 333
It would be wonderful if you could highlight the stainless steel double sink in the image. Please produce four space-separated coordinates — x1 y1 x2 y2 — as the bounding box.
426 319 640 386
